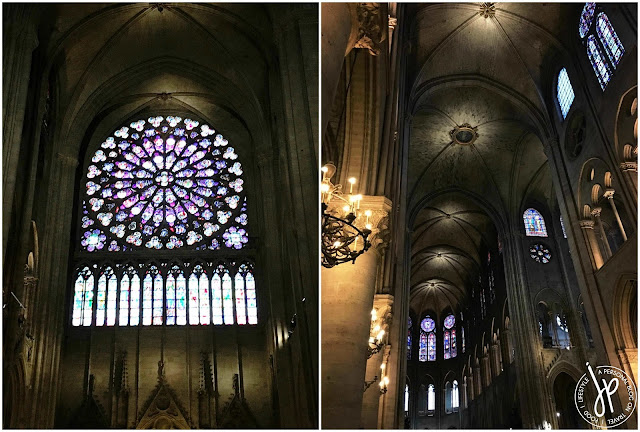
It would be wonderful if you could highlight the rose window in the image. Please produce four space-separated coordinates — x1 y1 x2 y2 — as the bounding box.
529 243 551 264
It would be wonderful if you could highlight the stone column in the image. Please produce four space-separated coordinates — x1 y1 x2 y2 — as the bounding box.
481 354 491 388
321 3 358 137
461 378 468 409
579 220 604 270
619 161 637 205
321 196 391 428
590 207 612 259
466 371 474 402
603 189 627 241
362 295 393 429
2 6 39 262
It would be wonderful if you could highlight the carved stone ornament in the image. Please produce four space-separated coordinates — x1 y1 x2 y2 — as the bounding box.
479 3 496 18
620 161 638 172
450 123 479 146
137 380 191 429
354 3 386 56
579 219 595 229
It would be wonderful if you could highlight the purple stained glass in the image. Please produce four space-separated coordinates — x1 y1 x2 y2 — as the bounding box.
419 331 428 362
421 317 435 333
428 332 436 361
579 2 596 38
81 116 247 251
444 314 455 329
596 13 625 68
444 331 450 360
451 329 457 358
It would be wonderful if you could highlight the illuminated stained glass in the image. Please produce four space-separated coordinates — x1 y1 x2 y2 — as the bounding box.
444 330 451 360
587 35 612 90
199 272 210 324
427 385 435 411
428 332 436 361
596 13 624 68
407 318 412 360
235 272 246 325
153 273 163 325
222 270 234 325
166 271 176 325
579 3 596 38
529 243 552 264
96 273 107 326
119 274 130 325
444 314 455 329
80 116 248 253
211 273 223 325
72 274 84 326
84 274 94 326
419 331 428 362
72 267 94 327
557 68 575 119
106 271 117 326
189 273 199 325
142 273 153 325
462 327 465 353
523 208 548 237
246 271 257 325
560 216 567 238
176 273 187 325
451 329 457 358
130 273 140 326
421 317 435 333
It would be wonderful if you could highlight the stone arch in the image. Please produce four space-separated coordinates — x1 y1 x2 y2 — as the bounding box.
612 275 638 350
614 85 638 163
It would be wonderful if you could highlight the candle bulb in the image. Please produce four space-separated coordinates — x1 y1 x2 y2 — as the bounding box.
348 177 356 194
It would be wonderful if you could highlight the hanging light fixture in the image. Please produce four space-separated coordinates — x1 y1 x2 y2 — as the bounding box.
321 164 372 268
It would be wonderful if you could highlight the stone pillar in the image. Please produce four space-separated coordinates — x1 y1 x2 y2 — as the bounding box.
362 295 393 429
321 196 391 428
603 189 627 241
461 378 468 409
2 6 39 262
321 3 358 137
466 372 474 402
590 207 612 259
579 220 604 270
619 161 637 205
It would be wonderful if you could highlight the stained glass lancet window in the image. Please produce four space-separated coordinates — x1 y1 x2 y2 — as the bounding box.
407 317 412 360
523 208 548 237
596 13 624 68
579 2 596 38
557 68 575 119
444 314 455 359
71 115 256 328
427 385 436 412
587 35 612 90
420 317 436 361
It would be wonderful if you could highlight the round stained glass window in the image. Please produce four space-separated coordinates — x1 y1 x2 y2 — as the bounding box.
80 116 248 252
444 314 455 329
421 317 436 333
529 243 551 264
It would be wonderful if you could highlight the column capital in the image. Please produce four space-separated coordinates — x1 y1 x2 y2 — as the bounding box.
326 195 392 252
579 219 595 229
620 161 637 172
354 3 387 56
590 207 602 218
603 188 615 199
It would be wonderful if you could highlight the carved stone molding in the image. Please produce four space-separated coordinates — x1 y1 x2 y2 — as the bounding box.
620 161 638 172
603 188 616 199
590 207 602 218
327 195 392 252
371 294 394 336
579 220 595 229
354 3 386 56
479 3 496 18
388 16 398 30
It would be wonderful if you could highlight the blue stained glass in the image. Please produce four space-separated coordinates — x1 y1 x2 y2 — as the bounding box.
579 2 596 38
596 13 624 68
587 35 612 90
428 332 436 361
557 68 575 119
523 208 548 237
421 317 435 333
444 314 455 329
419 331 428 362
451 329 457 358
444 331 450 359
407 318 412 360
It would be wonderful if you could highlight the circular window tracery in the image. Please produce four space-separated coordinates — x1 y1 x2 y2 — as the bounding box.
421 317 436 333
444 314 455 329
80 116 248 252
529 243 552 264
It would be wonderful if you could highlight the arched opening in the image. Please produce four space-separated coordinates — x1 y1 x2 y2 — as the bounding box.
553 373 583 429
